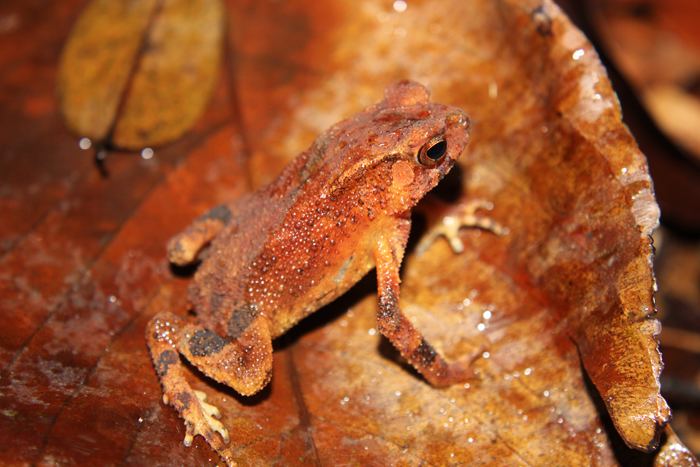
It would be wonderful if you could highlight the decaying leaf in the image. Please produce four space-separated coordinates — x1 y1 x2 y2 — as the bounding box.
655 426 700 466
225 0 687 462
1 0 698 465
57 0 223 149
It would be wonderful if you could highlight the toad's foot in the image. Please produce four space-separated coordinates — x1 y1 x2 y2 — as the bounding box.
183 390 229 447
416 199 507 255
147 312 237 466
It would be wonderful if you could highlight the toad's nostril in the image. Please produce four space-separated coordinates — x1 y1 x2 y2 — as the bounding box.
445 110 470 129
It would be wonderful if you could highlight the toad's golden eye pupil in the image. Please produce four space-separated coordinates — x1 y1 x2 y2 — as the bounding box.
418 138 447 166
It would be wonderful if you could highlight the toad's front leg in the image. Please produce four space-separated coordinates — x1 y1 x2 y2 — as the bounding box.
416 198 507 256
374 217 478 387
168 204 234 266
146 310 273 465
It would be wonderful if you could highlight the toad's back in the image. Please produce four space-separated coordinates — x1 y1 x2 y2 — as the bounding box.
184 80 471 338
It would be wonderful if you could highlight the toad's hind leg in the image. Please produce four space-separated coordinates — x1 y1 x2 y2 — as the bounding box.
374 218 478 387
178 313 273 397
168 204 233 266
147 311 273 465
146 312 232 460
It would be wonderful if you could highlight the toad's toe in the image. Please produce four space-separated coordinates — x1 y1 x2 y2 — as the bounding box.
183 390 230 446
417 198 507 255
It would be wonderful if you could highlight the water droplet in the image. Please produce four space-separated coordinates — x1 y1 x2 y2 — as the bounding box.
138 416 143 423
78 137 92 150
368 328 377 336
482 310 492 320
141 147 154 160
543 390 551 398
488 81 498 99
476 322 486 332
108 295 117 304
621 167 628 174
340 396 350 406
467 437 474 443
523 367 533 376
557 417 564 424
463 383 471 389
394 390 402 397
392 0 407 12
572 48 585 61
482 351 490 359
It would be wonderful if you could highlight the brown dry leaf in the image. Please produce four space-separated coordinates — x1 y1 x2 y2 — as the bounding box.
57 0 223 149
2 0 699 465
224 0 689 463
587 0 700 161
656 426 700 466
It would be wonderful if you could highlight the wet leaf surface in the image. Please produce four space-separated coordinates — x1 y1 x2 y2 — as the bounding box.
57 0 223 150
1 0 698 465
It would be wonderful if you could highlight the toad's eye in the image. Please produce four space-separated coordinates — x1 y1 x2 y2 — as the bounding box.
417 137 447 166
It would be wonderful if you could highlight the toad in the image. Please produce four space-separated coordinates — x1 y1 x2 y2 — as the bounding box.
147 80 502 463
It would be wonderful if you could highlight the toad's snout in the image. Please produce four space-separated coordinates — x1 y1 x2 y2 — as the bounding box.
443 109 471 161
